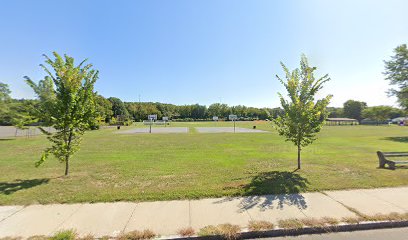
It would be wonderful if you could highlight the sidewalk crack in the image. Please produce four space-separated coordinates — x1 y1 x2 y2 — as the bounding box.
298 208 308 218
361 190 407 212
321 191 363 217
0 205 27 223
123 203 138 233
188 200 192 227
52 204 84 233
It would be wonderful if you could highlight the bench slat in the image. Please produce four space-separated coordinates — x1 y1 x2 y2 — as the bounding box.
393 161 408 164
382 152 408 154
382 152 408 155
382 153 408 157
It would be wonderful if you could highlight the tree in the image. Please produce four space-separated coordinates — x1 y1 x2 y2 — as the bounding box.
9 100 38 136
207 103 222 117
343 100 367 123
327 107 343 118
95 95 113 123
362 106 394 124
268 107 284 119
0 82 11 116
0 82 11 101
384 44 408 109
25 52 98 176
108 97 129 119
274 55 332 169
389 107 405 119
190 104 207 119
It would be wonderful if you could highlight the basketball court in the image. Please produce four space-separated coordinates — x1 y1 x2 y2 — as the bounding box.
118 127 189 134
195 127 268 133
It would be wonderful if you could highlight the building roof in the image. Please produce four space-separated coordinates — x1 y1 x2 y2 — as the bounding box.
327 118 358 121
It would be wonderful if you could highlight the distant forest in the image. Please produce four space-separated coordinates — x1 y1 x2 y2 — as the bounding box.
1 92 405 126
0 94 284 126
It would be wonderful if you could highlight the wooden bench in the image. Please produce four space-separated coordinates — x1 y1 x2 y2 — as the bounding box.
377 151 408 169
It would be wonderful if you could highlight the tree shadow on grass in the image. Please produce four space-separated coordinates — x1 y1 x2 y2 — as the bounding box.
0 138 14 141
382 137 408 143
0 178 50 195
239 170 309 211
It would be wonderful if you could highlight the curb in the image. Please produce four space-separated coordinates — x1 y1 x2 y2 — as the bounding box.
164 220 408 240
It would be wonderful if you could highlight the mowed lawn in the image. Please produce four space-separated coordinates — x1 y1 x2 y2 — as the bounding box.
1 121 408 205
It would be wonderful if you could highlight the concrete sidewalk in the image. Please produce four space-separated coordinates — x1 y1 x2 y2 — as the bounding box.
1 187 407 238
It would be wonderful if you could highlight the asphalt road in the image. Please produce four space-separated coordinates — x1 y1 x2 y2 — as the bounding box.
251 227 408 240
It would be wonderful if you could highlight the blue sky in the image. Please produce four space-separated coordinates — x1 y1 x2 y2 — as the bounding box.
0 0 407 108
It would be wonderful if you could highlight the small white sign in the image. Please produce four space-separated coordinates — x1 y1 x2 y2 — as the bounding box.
162 117 169 121
148 114 157 120
229 114 238 120
213 116 218 121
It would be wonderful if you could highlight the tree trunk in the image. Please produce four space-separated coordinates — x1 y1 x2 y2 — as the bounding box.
65 129 73 176
297 145 301 169
65 155 69 176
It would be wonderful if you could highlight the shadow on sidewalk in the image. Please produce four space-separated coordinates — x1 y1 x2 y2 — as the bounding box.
215 171 309 211
0 178 50 195
241 171 309 210
216 171 309 212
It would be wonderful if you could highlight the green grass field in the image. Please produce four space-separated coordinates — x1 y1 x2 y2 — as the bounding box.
1 121 408 205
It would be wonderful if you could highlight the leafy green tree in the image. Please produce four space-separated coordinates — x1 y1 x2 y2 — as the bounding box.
95 95 113 123
108 97 129 119
207 103 230 118
231 105 248 118
9 100 38 135
190 104 207 119
0 82 11 117
274 55 332 169
0 99 39 126
155 103 177 119
0 82 10 100
343 100 367 123
268 107 284 119
327 107 343 118
207 103 222 117
389 107 405 119
362 106 394 124
384 44 408 109
25 52 98 176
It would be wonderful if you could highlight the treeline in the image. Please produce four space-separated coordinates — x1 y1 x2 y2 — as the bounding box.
0 97 38 127
1 82 406 126
96 96 284 123
327 100 405 123
0 83 284 125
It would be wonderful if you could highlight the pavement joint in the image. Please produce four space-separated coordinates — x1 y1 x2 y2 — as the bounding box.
321 191 362 217
0 206 26 223
243 207 254 221
361 190 408 212
52 204 83 233
123 203 138 233
298 208 309 218
188 200 192 227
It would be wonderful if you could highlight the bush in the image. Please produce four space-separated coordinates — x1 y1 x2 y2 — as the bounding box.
277 219 304 230
50 229 77 240
116 230 156 240
177 227 195 237
247 220 274 231
198 224 241 240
